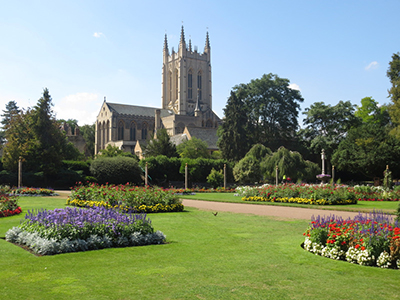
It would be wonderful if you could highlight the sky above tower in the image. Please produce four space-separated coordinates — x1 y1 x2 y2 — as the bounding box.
0 0 399 126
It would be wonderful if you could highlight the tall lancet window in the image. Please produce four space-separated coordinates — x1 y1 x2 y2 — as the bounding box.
175 70 179 100
118 120 124 140
188 70 193 99
130 122 136 141
169 71 172 102
141 122 148 140
197 71 202 100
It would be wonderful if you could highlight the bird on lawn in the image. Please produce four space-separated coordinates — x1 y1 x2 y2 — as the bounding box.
212 212 218 216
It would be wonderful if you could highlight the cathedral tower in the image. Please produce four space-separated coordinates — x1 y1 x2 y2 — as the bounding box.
162 27 212 116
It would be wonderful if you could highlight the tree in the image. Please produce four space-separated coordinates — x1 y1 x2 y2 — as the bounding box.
300 101 359 163
97 144 137 159
355 97 390 125
234 73 304 151
177 137 210 159
387 52 400 138
27 88 69 177
217 91 252 161
80 124 95 157
233 156 261 184
1 100 20 129
332 123 400 178
143 128 178 158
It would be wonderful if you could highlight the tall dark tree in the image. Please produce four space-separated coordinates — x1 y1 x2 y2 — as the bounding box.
387 52 400 138
332 123 400 178
80 123 95 157
300 101 359 163
217 91 252 161
233 73 304 151
1 100 20 129
143 128 178 158
28 88 68 177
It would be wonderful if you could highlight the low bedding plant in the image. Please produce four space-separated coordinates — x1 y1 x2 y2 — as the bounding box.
0 186 22 217
5 206 166 255
303 210 400 268
10 187 57 196
236 184 357 205
67 183 184 213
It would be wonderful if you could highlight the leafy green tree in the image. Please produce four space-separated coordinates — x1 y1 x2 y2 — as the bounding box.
177 137 210 159
217 91 252 161
387 53 400 138
234 73 304 151
97 144 137 159
245 143 272 161
261 146 319 183
2 109 34 171
300 101 359 163
143 128 178 158
233 156 261 184
355 97 390 125
332 123 400 178
80 123 95 157
207 168 224 188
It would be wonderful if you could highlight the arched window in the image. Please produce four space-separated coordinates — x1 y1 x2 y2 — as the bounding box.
175 69 179 100
130 122 136 141
141 122 148 140
188 70 193 99
106 120 110 142
102 122 106 148
118 120 124 140
197 71 202 100
206 119 213 128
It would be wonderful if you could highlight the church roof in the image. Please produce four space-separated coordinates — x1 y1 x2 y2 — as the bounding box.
106 102 173 118
185 127 219 150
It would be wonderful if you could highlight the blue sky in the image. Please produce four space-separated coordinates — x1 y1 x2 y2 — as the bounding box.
0 0 399 126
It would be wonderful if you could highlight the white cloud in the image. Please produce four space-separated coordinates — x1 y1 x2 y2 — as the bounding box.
289 83 301 91
93 32 105 38
365 61 379 71
54 93 102 126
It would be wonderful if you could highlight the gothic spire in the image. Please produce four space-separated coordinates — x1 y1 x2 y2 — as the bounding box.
204 31 210 52
163 33 169 54
180 25 186 46
189 38 192 52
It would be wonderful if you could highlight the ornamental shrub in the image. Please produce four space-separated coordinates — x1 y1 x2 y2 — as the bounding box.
90 156 142 185
207 168 224 188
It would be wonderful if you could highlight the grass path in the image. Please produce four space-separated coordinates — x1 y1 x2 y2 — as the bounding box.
1 195 400 299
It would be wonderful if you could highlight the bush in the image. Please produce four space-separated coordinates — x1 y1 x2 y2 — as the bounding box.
90 157 143 185
233 156 261 184
207 168 224 188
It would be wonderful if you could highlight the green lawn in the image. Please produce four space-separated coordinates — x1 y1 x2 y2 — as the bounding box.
1 195 400 299
181 192 399 214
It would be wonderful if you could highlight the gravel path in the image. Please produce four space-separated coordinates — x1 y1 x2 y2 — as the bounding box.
182 199 364 220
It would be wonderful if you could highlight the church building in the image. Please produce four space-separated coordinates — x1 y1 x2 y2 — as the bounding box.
95 27 221 158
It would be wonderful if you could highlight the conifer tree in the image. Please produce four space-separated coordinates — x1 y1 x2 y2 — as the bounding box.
143 128 178 158
217 91 252 161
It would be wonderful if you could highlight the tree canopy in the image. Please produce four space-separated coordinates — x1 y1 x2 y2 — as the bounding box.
143 128 178 158
177 136 210 159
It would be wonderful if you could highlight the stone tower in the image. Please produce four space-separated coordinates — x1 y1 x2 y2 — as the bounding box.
161 27 212 116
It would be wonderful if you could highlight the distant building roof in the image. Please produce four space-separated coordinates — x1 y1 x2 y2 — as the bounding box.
106 102 173 118
185 127 219 150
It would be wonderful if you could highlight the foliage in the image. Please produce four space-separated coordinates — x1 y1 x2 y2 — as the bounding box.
90 156 142 185
143 128 178 158
179 158 234 184
387 52 400 139
139 155 182 185
80 123 95 157
177 136 210 159
245 143 272 161
233 73 304 151
6 206 165 255
206 168 224 189
300 100 359 161
10 187 56 196
356 97 390 125
332 123 400 178
68 183 182 209
97 144 137 158
304 211 400 268
1 100 21 129
261 146 320 182
217 91 252 161
233 156 261 184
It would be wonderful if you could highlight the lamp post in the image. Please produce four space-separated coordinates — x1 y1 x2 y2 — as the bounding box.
321 149 325 175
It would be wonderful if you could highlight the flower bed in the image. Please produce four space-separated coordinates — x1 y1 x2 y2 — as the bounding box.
68 183 183 212
5 206 166 255
0 190 22 218
303 211 400 268
238 184 357 205
67 199 184 213
242 196 356 205
10 187 57 196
